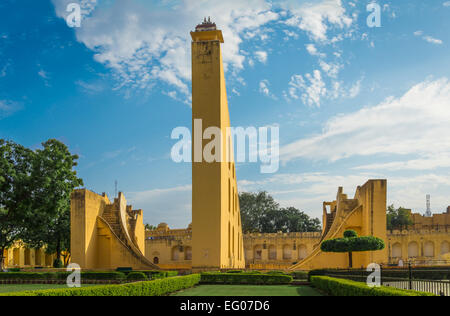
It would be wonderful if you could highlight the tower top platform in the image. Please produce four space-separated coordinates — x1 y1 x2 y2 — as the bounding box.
191 18 224 43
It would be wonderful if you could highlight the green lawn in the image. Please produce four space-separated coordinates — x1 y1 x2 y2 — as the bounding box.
0 284 96 294
172 285 323 296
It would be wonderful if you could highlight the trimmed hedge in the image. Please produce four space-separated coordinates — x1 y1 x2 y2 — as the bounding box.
266 271 286 275
200 273 292 285
136 270 178 280
1 274 201 296
126 272 148 281
311 276 435 296
308 267 450 282
0 271 126 281
291 271 308 280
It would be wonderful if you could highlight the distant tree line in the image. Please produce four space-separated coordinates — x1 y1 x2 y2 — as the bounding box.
0 139 83 269
145 224 157 231
386 204 413 231
238 192 321 234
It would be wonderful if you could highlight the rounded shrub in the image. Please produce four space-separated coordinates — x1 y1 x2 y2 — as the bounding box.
267 271 286 275
127 272 148 281
344 230 358 238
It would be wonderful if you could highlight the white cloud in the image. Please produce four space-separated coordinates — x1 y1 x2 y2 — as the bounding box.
288 70 326 107
239 172 450 219
319 60 341 78
52 0 279 102
259 79 276 99
255 51 268 64
75 80 105 94
414 31 443 45
423 36 443 45
443 1 450 7
353 154 450 171
259 79 270 96
0 100 22 118
284 0 353 42
281 78 450 164
305 43 326 58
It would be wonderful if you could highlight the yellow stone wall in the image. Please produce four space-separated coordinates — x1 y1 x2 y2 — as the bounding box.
145 179 450 271
70 189 158 270
145 223 193 270
191 27 245 271
288 180 388 270
3 242 55 269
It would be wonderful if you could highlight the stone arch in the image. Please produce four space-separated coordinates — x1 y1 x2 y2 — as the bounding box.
298 244 308 260
408 241 419 258
184 246 192 261
441 241 450 256
392 243 402 258
244 247 252 260
171 246 179 261
24 248 31 266
254 245 263 260
35 249 42 266
45 254 52 267
268 245 277 260
424 241 435 257
282 244 292 260
152 252 160 264
13 248 20 266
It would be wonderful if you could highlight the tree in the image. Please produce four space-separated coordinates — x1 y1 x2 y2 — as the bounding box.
145 224 157 231
320 230 385 268
239 191 321 234
21 139 83 268
0 140 35 269
239 192 279 233
387 205 413 231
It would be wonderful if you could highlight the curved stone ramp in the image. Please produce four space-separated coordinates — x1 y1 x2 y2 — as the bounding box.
288 203 361 271
97 216 159 270
289 180 388 271
100 192 159 270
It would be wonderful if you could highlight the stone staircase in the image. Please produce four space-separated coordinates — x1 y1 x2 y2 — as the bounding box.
322 212 336 240
100 204 158 269
102 205 128 244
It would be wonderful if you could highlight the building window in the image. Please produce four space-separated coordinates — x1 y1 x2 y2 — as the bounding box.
424 241 435 257
408 242 419 258
268 245 277 260
185 247 192 261
392 243 402 258
153 257 159 264
441 241 450 255
298 245 308 260
283 245 292 260
171 246 179 261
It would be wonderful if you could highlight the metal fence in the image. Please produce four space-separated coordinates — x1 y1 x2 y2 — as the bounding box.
317 264 450 296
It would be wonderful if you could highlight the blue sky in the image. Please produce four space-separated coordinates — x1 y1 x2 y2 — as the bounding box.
1 0 450 228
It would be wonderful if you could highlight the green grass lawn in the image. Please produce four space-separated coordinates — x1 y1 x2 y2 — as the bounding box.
172 285 323 297
0 284 96 294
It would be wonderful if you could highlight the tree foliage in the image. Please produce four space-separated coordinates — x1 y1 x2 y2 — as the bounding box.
321 230 385 268
145 224 157 231
239 192 321 234
0 139 83 268
0 140 35 268
22 139 83 266
387 205 413 231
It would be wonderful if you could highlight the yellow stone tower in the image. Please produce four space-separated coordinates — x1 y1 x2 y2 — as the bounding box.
191 19 245 271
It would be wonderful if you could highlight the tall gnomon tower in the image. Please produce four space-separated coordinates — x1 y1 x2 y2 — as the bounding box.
191 19 245 271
